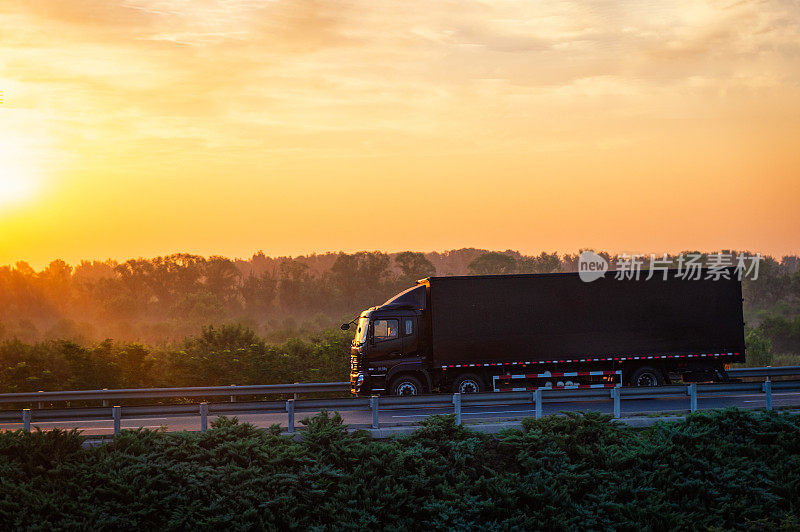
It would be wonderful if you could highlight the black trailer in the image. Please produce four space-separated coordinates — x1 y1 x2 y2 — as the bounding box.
347 270 745 395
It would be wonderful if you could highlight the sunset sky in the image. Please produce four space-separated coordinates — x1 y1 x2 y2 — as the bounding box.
1 0 799 268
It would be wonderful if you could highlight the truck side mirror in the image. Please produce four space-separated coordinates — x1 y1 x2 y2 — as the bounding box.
341 323 350 330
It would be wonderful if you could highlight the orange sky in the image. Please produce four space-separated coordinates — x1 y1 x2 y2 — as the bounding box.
1 0 799 268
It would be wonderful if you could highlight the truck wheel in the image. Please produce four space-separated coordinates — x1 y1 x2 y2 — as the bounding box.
629 366 664 387
390 375 424 396
452 373 484 394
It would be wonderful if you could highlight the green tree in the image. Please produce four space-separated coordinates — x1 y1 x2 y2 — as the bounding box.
203 256 242 311
171 291 225 324
117 343 154 388
759 314 798 354
468 252 516 275
329 252 392 312
746 327 772 367
394 251 436 283
277 259 314 313
518 252 561 274
240 271 277 315
190 324 260 351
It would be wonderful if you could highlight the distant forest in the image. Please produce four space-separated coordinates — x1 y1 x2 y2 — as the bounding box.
1 248 798 345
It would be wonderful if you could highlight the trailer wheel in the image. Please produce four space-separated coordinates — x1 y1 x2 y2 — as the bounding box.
452 373 484 394
629 366 664 387
390 375 424 396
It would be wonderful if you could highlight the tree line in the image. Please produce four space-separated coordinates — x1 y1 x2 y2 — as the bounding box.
0 250 441 344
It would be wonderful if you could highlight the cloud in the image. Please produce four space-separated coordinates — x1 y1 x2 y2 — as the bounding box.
14 0 155 28
2 0 799 162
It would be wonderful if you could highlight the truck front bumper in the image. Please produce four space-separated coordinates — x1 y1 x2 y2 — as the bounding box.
350 372 366 395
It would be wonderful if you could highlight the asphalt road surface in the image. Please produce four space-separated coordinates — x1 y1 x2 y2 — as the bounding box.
2 391 799 436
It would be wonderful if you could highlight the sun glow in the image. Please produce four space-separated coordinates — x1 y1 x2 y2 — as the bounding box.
0 175 36 207
0 137 41 208
0 0 799 265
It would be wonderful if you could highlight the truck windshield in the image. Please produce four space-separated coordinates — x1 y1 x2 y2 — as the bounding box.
354 317 369 345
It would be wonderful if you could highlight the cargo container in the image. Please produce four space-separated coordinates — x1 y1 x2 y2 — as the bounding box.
345 271 745 395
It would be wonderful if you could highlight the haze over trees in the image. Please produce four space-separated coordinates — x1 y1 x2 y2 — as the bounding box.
0 250 434 344
2 248 797 345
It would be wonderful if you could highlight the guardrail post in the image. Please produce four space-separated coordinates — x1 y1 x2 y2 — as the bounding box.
37 390 43 410
763 380 773 411
102 388 108 407
230 385 236 403
452 393 461 426
286 399 295 433
200 402 209 432
611 387 621 419
22 408 31 432
112 405 121 435
370 395 379 429
688 384 697 413
294 383 299 401
534 389 542 419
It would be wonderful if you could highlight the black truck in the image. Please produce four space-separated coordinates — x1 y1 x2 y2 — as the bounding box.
346 271 745 395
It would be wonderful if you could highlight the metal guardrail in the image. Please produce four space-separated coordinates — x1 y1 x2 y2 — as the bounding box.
4 374 800 435
727 366 800 378
281 379 800 433
0 382 350 405
1 365 794 407
3 366 800 434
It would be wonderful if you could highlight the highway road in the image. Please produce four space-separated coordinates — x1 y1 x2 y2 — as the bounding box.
2 390 799 435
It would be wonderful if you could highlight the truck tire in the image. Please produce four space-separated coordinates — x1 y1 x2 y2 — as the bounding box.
452 373 484 394
390 375 424 396
629 366 664 387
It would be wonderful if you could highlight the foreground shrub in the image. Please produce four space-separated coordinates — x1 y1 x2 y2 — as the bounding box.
0 409 798 529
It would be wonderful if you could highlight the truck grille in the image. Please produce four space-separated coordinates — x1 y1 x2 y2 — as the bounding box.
349 353 362 393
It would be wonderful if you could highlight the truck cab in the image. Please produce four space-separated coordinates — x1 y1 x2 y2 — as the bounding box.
349 285 428 395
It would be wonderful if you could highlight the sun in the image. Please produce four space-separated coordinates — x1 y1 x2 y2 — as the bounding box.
0 174 36 206
0 138 41 208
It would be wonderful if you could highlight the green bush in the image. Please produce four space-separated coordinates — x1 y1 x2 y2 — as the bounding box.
746 327 773 367
0 326 353 394
1 410 799 529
